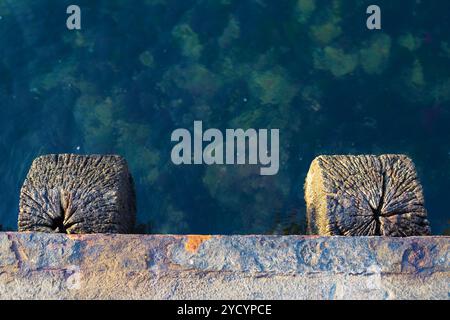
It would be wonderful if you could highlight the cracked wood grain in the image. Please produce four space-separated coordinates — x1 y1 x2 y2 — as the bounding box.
18 154 136 234
304 155 431 236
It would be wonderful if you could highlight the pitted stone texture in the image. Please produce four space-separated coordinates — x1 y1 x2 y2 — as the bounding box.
0 233 448 300
18 154 136 234
305 155 430 236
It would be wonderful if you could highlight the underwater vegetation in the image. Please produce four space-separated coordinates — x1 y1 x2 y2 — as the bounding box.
0 0 449 234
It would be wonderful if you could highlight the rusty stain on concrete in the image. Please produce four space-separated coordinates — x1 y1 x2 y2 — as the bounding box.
184 235 212 253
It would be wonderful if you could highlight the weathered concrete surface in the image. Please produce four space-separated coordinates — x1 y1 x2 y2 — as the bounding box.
0 232 448 300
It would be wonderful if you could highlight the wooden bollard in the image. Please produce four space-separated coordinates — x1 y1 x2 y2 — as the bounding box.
304 155 431 236
18 154 136 234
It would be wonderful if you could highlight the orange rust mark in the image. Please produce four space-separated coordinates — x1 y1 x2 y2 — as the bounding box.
67 234 83 240
184 235 212 253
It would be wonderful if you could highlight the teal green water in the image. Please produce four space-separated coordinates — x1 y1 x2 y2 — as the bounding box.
0 0 449 234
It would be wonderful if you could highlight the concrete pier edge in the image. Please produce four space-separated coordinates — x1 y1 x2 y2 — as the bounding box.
0 232 448 300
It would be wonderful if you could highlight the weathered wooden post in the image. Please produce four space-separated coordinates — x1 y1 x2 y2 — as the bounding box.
18 154 136 234
304 154 431 236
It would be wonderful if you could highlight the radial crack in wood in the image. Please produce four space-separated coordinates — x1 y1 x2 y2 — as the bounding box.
18 154 136 234
304 155 431 236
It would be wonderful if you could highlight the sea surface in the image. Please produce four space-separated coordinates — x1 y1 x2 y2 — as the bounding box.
0 0 449 234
